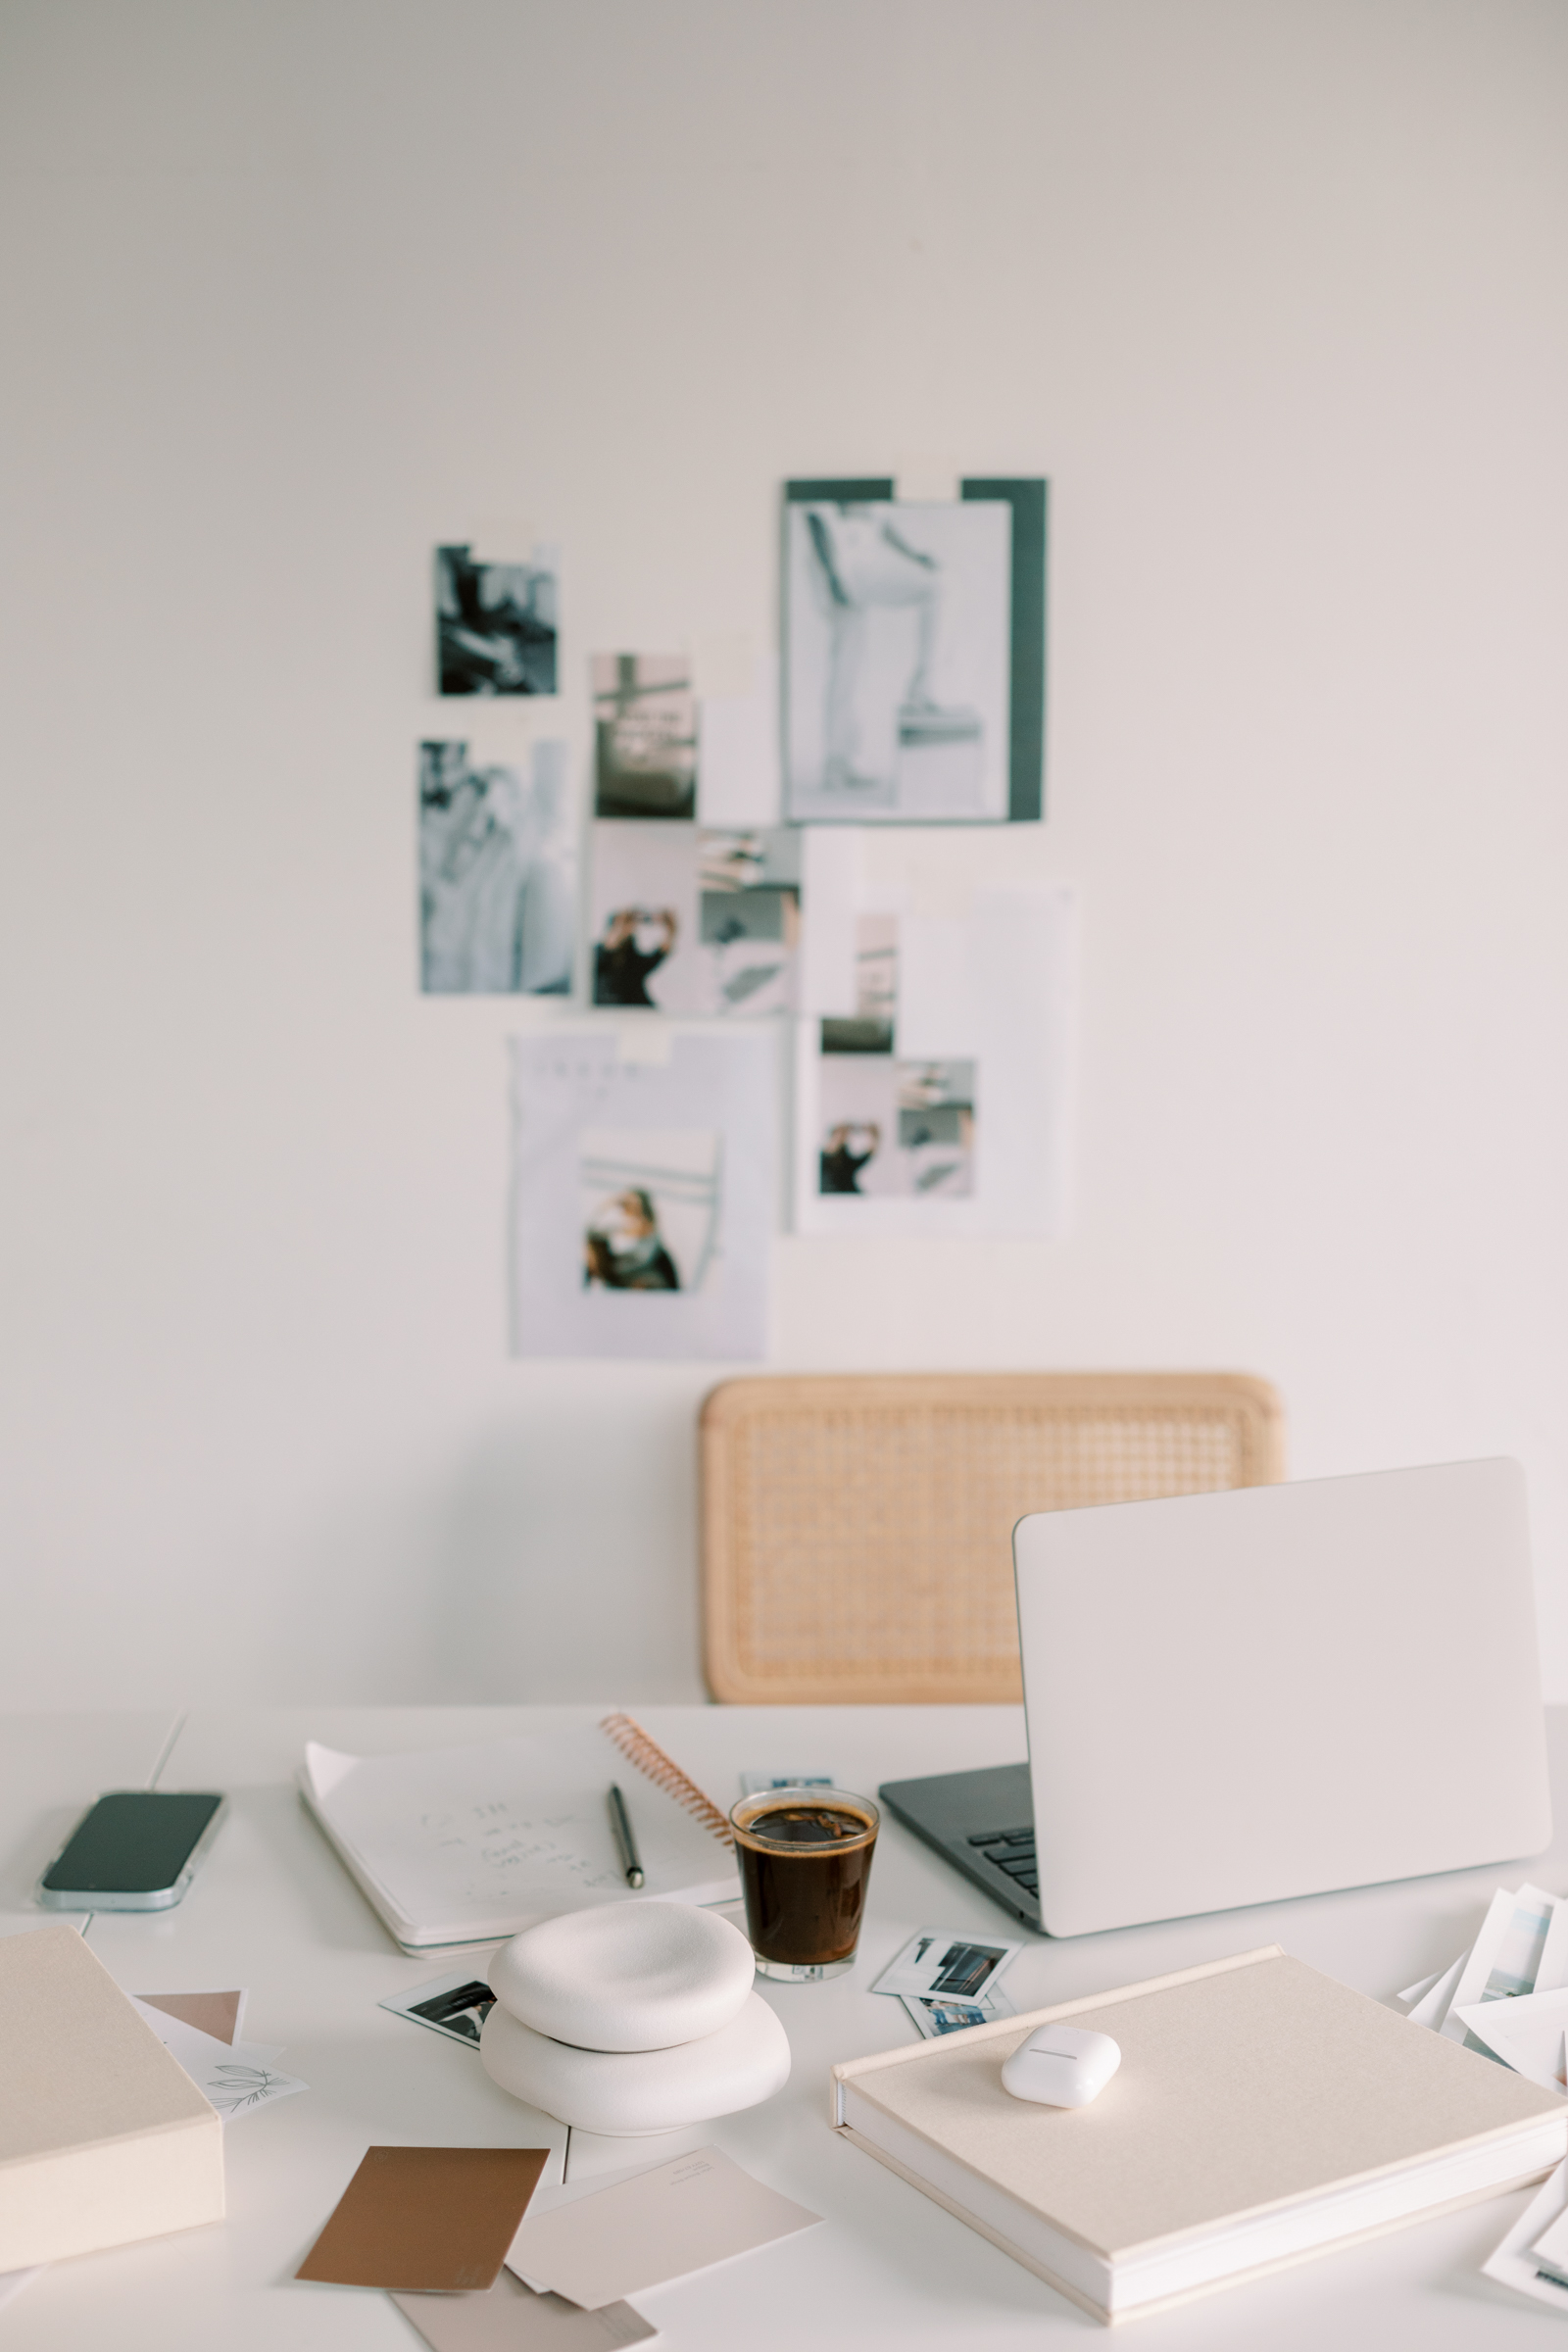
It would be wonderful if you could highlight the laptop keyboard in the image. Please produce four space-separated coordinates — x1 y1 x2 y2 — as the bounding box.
967 1826 1038 1899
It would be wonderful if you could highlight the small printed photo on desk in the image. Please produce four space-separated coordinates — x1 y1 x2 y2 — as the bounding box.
872 1925 1023 2001
380 1969 498 2048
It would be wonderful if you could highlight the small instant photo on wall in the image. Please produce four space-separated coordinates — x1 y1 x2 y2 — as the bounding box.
435 544 559 697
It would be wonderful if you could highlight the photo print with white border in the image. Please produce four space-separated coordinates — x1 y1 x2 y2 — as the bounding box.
815 1052 976 1199
903 1982 1019 2039
590 823 802 1014
580 1128 720 1296
872 1926 1024 2001
378 1971 498 2049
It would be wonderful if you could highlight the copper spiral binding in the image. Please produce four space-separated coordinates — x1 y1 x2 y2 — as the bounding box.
599 1712 735 1847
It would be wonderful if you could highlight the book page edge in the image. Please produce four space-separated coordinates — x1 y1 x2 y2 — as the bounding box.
831 2125 1111 2325
833 2124 1555 2327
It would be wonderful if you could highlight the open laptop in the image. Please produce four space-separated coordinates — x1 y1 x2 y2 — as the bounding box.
880 1458 1552 1938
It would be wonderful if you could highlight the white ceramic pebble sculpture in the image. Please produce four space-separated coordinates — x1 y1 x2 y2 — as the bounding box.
481 1993 790 2135
488 1902 755 2051
479 1899 790 2135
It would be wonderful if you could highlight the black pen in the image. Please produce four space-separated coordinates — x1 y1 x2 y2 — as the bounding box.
607 1785 644 1887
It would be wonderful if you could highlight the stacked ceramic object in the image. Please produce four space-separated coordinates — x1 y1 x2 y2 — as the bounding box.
479 1901 790 2136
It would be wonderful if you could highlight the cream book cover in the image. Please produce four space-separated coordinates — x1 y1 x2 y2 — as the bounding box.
832 1946 1566 2326
0 1925 224 2271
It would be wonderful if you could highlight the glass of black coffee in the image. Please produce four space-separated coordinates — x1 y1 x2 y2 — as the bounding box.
728 1788 880 1981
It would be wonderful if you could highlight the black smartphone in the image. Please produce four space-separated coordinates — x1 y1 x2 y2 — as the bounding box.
38 1790 226 1911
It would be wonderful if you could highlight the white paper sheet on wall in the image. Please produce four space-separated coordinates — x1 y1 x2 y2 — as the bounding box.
793 880 1076 1237
796 828 869 1016
696 650 781 826
511 1028 779 1358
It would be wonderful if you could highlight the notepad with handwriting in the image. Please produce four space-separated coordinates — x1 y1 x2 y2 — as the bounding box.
302 1714 738 1952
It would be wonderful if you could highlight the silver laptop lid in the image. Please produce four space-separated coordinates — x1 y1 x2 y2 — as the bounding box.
1013 1458 1551 1937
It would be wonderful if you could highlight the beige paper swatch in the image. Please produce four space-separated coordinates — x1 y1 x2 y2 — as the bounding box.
508 2146 819 2311
393 2269 655 2348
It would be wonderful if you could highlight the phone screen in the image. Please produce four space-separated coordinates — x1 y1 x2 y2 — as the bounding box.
41 1791 222 1894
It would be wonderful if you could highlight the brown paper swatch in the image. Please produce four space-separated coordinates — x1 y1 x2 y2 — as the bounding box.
392 2268 656 2348
298 2147 550 2290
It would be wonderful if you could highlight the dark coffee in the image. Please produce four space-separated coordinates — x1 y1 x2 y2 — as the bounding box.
729 1790 879 1979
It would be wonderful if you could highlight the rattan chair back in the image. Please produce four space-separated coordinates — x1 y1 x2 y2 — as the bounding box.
700 1372 1285 1704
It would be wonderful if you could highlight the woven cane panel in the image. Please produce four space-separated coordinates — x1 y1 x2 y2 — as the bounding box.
726 1406 1246 1691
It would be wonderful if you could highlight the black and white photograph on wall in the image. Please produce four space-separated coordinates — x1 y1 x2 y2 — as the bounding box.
785 499 1011 821
593 654 698 818
590 822 802 1014
435 545 559 695
511 1030 779 1358
896 1060 977 1197
419 738 574 995
696 828 801 1012
814 1050 976 1199
820 910 898 1053
581 1129 720 1293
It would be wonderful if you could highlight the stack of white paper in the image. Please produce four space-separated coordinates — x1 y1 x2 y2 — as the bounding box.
1483 2158 1568 2312
1402 1885 1568 2312
1394 1881 1568 2063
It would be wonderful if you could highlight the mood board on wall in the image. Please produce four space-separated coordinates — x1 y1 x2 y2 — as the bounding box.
418 479 1075 1358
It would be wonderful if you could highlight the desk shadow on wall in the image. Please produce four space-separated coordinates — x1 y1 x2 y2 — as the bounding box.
416 1386 709 1705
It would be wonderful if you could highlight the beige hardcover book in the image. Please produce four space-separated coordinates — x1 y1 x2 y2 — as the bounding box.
0 1926 224 2270
832 1945 1566 2326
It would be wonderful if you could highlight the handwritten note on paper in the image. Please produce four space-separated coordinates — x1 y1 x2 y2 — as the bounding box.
304 1724 733 1936
421 1797 628 1909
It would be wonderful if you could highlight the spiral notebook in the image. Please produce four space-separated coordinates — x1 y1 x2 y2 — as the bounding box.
301 1714 739 1953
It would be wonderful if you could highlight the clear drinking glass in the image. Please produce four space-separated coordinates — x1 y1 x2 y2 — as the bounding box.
728 1787 880 1982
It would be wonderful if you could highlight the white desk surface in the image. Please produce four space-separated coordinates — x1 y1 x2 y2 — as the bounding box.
2 1702 1566 2348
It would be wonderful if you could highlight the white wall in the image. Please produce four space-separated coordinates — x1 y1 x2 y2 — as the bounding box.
3 0 1566 1709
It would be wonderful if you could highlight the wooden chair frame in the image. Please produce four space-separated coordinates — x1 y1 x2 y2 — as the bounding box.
700 1371 1285 1704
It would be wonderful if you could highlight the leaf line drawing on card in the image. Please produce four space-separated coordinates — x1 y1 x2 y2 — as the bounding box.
206 2063 292 2115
